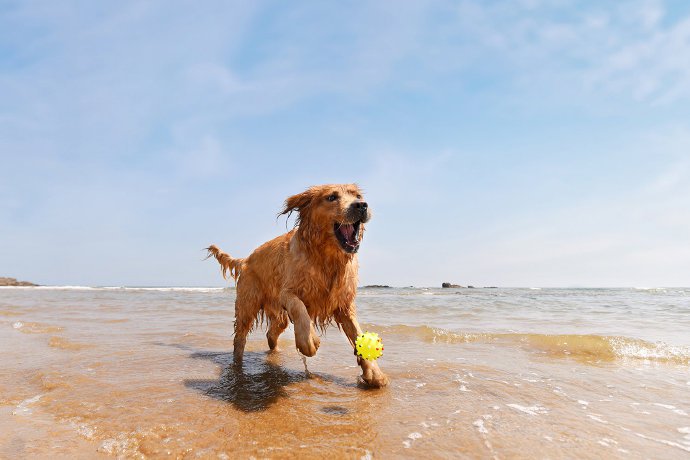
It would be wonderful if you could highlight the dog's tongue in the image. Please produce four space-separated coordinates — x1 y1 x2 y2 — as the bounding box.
340 224 355 243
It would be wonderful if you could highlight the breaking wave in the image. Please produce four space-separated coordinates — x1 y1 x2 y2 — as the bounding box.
372 324 690 364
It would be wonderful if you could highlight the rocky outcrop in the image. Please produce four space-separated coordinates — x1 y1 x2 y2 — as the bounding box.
361 285 391 288
0 277 37 286
442 282 463 288
442 283 496 289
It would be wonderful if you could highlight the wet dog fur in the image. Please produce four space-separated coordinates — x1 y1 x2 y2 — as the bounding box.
206 184 389 388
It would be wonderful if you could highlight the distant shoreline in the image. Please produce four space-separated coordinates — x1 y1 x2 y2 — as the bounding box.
1 284 684 290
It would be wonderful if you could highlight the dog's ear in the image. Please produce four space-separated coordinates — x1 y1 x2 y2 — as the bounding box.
278 188 315 220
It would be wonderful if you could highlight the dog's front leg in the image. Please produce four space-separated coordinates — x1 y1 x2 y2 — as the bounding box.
335 309 389 388
282 293 320 357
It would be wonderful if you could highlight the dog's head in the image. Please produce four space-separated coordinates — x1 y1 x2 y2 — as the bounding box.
279 184 371 254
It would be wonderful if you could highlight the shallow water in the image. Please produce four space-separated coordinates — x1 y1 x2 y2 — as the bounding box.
1 286 689 458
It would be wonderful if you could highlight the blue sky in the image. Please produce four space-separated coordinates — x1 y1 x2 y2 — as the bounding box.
2 0 689 287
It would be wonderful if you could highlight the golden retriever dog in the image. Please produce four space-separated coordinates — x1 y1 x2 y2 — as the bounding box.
206 184 389 388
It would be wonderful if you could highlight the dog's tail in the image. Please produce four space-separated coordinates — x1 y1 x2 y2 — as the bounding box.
205 245 244 283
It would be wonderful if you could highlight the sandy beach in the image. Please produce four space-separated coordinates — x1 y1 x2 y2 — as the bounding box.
1 286 689 458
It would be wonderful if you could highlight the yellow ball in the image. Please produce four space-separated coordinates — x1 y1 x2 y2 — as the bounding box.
355 331 384 360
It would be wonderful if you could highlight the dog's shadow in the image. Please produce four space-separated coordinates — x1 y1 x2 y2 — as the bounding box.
179 347 354 412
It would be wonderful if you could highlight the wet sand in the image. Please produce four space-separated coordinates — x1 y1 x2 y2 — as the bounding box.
1 287 689 458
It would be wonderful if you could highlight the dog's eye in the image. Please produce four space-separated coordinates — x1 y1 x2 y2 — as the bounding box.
327 194 338 202
356 194 362 199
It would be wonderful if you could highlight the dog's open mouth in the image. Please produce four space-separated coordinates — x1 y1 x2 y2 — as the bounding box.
334 221 361 253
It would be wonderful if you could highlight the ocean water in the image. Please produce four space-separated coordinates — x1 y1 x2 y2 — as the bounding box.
1 286 689 458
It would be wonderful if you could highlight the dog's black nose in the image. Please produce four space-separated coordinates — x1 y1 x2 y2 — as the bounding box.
354 201 368 210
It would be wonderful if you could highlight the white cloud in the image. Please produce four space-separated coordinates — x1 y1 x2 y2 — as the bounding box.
423 1 690 107
636 0 665 30
582 6 690 104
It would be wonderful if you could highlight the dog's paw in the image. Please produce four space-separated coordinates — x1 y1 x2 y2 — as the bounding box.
359 369 390 388
296 331 320 357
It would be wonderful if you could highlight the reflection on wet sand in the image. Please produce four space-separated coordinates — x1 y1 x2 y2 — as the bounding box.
187 351 309 412
183 348 357 412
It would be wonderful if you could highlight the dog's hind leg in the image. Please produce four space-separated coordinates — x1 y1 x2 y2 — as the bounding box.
266 308 289 351
233 317 252 363
232 287 261 363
